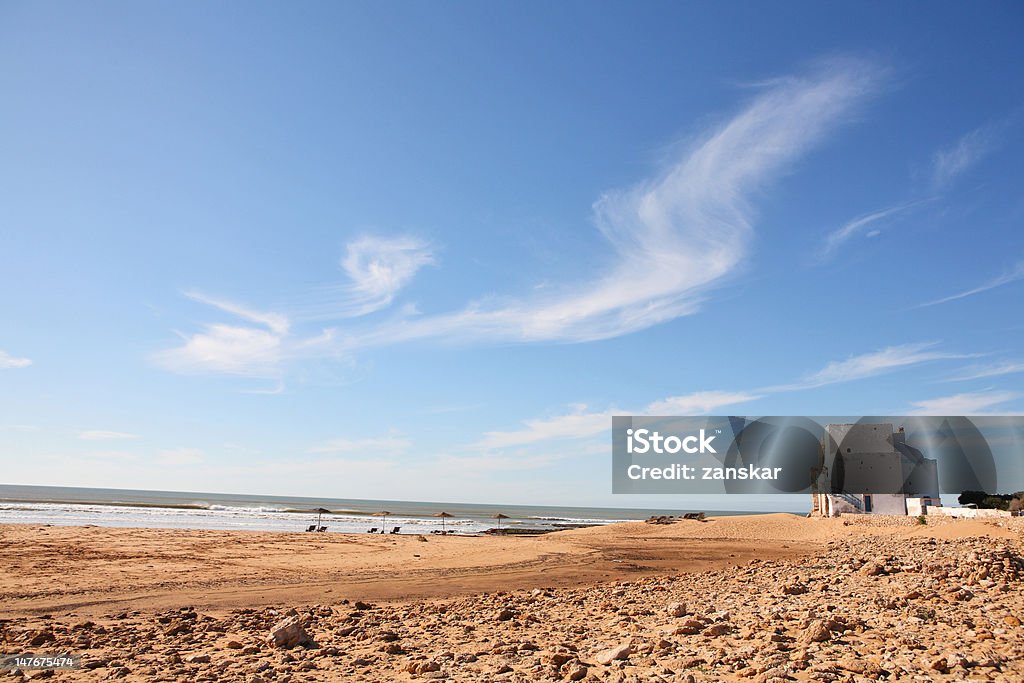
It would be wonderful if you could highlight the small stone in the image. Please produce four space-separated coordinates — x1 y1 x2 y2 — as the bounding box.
594 643 632 665
926 654 949 672
564 664 587 681
860 561 884 576
163 621 191 637
403 660 441 674
705 623 731 637
666 601 687 617
676 619 704 635
543 653 573 667
837 657 881 676
28 631 55 647
799 620 831 644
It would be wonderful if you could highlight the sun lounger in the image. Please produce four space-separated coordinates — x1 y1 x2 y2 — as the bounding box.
367 527 378 534
390 526 400 534
305 525 316 532
317 526 327 532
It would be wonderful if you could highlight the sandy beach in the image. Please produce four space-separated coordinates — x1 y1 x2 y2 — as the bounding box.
0 515 814 618
2 516 1024 679
2 514 1023 681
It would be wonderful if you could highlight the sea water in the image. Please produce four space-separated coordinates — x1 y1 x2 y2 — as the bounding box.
0 484 769 534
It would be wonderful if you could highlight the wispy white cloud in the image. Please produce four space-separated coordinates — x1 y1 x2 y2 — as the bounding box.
475 342 968 452
482 340 970 453
78 430 139 441
475 391 760 450
159 61 882 376
308 432 412 455
916 260 1024 308
287 236 436 322
819 201 924 260
770 342 976 391
154 290 339 378
353 61 881 347
0 350 32 369
908 390 1020 416
157 238 431 376
155 323 287 377
645 390 764 415
475 406 616 450
819 120 1006 263
335 235 434 317
946 361 1024 382
184 291 290 335
157 447 205 465
931 125 997 190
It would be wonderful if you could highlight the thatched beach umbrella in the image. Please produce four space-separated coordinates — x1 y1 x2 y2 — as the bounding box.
434 511 453 531
315 507 331 528
491 513 510 532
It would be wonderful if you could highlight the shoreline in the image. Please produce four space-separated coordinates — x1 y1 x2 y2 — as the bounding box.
0 484 810 536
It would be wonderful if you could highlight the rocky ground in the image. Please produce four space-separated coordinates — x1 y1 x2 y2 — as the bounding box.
3 532 1023 682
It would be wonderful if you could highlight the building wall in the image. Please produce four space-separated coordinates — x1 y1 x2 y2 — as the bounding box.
837 452 906 494
813 423 941 517
826 423 895 456
906 497 926 516
869 493 907 515
901 458 940 498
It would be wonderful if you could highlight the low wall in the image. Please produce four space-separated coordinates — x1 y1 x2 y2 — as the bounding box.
838 514 920 527
926 506 1014 519
837 512 1024 531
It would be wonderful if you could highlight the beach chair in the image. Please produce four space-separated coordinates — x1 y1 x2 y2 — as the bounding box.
367 527 378 534
390 526 400 534
317 526 327 532
305 524 316 532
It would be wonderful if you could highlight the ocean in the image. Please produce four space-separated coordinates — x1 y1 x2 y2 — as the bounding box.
0 484 767 534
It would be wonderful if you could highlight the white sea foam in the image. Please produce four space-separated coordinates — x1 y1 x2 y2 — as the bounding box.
0 501 621 534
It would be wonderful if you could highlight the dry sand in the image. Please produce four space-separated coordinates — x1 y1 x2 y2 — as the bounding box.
0 515 814 618
1 514 1022 681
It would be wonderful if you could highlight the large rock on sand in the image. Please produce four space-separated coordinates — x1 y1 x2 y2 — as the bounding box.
267 615 309 649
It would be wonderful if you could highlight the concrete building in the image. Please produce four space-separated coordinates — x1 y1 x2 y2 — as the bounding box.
811 422 941 517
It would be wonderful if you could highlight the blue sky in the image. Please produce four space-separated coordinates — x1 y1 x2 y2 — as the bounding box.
1 2 1023 508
